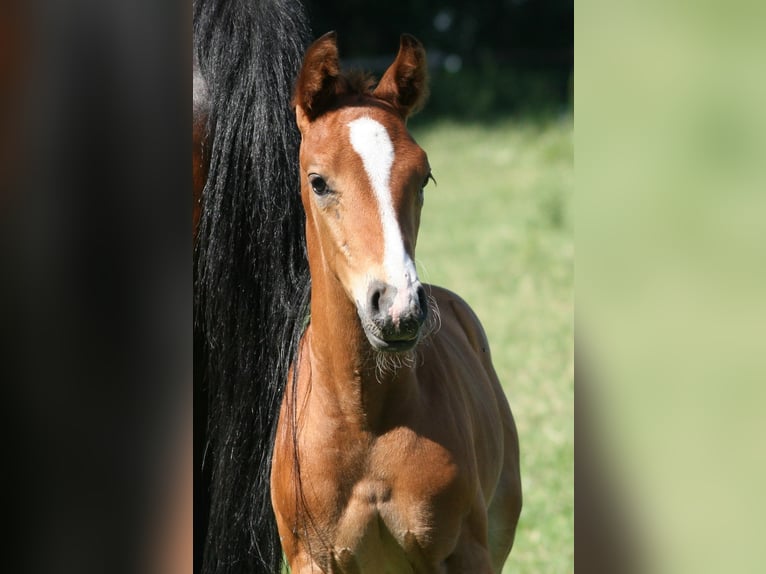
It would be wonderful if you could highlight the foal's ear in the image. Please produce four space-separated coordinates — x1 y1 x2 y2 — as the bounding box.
294 31 341 129
373 34 429 119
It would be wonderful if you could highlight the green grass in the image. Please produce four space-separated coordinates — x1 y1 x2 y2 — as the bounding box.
411 115 574 573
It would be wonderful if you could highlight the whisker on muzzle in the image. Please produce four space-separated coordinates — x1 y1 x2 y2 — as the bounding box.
370 292 441 382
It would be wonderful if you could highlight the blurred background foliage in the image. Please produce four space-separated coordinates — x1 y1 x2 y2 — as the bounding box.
303 0 572 120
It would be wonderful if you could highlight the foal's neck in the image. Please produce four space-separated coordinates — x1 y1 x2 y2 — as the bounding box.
305 265 410 429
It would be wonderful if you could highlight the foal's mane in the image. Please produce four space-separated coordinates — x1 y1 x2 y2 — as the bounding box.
291 67 389 117
292 31 429 123
338 69 379 96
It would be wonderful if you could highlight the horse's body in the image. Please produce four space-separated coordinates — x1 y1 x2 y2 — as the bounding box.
270 33 521 573
194 3 520 571
274 285 520 573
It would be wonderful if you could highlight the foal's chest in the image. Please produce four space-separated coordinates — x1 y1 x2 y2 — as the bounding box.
304 426 470 573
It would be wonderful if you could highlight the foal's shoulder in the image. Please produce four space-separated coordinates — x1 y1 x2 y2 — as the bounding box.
425 284 492 357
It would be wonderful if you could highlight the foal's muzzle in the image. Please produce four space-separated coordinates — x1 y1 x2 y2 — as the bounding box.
361 280 428 352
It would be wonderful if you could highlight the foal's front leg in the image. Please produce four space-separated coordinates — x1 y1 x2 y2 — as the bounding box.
288 545 369 574
285 550 331 574
443 515 497 574
444 541 495 574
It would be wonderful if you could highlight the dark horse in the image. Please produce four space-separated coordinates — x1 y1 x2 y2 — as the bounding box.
194 0 311 572
194 2 521 573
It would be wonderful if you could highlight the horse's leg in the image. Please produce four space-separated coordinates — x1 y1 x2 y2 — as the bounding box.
444 530 495 574
285 551 323 574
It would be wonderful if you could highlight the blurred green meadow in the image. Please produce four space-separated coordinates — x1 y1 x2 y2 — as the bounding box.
411 115 574 573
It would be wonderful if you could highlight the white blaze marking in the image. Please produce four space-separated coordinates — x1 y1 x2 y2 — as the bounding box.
348 117 419 320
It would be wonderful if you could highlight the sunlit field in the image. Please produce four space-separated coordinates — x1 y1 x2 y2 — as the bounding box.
411 115 574 573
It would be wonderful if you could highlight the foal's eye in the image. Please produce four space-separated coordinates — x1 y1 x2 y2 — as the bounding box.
308 173 330 196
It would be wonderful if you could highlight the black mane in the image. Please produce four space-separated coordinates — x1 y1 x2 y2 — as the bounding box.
193 1 311 572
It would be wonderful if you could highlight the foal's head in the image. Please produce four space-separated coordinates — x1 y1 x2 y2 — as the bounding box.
294 32 432 353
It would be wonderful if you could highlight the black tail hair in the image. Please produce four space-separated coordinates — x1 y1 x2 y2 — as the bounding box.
193 1 311 572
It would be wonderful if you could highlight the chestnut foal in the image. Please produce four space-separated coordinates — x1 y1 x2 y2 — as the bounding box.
270 33 521 574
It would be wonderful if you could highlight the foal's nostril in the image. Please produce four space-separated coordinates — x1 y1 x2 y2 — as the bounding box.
365 281 426 340
371 289 382 314
367 280 392 320
416 285 428 317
